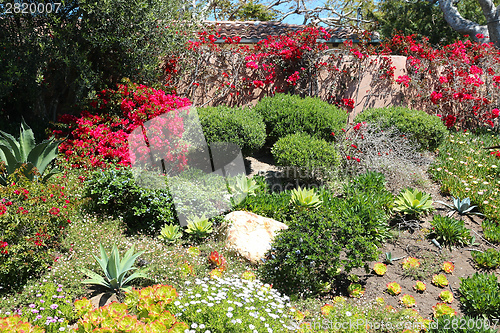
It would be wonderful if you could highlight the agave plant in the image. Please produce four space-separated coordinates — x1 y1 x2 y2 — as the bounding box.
185 214 213 239
158 223 183 243
393 188 434 216
290 187 323 209
230 174 262 197
0 119 61 185
80 244 149 293
436 197 484 216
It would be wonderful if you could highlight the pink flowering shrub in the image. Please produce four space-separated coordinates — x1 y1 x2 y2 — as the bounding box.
0 174 78 290
53 80 191 169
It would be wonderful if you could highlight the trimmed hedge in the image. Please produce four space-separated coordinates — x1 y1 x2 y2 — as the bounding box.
253 93 347 145
355 106 448 151
197 105 266 155
271 132 340 174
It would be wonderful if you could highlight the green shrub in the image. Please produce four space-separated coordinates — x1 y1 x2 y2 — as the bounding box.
259 173 392 297
482 219 500 244
427 215 472 248
235 191 292 223
197 105 266 155
253 93 347 144
430 314 498 332
271 132 340 177
459 273 500 320
471 248 500 269
84 166 175 233
0 175 78 290
355 106 448 150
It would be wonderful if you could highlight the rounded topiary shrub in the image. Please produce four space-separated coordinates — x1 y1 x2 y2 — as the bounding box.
355 106 448 151
197 105 266 155
271 132 340 176
253 93 347 145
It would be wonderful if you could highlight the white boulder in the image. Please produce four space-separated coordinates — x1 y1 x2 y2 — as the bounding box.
224 211 288 264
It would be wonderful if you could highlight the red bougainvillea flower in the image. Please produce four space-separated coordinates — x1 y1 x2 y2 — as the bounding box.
342 98 355 109
430 91 442 104
0 241 7 254
492 108 499 118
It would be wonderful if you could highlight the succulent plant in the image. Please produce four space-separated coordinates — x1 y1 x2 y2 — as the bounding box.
373 262 388 276
393 188 434 216
439 290 454 303
432 303 457 318
208 250 227 269
442 261 455 273
187 246 201 256
436 196 484 216
399 294 416 307
185 214 213 239
290 186 323 209
413 281 426 292
158 223 183 243
80 244 149 293
401 256 421 270
347 283 365 298
230 174 263 197
387 282 402 296
241 270 256 281
432 274 449 287
321 304 334 317
0 119 61 185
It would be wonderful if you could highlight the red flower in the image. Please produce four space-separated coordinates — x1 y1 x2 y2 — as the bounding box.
49 207 60 216
346 156 351 160
342 98 355 109
430 91 442 104
492 109 499 119
351 144 358 149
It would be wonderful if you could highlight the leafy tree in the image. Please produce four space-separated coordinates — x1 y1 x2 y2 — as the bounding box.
0 0 194 127
371 0 499 46
207 0 277 21
429 0 500 47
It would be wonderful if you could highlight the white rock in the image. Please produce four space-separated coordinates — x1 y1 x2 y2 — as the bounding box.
224 211 288 264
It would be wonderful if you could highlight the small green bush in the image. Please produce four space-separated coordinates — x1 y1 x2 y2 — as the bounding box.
472 248 500 269
355 106 448 150
459 272 500 320
253 93 347 144
197 105 266 155
430 314 498 333
259 173 392 297
271 132 340 177
235 191 292 222
482 219 500 244
84 166 175 233
0 175 78 290
427 215 472 248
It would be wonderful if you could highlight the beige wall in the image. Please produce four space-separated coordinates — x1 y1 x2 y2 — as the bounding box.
174 54 408 120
